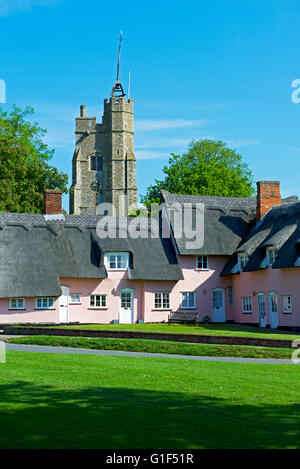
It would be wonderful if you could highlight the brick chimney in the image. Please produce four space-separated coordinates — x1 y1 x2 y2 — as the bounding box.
256 181 281 222
44 189 62 215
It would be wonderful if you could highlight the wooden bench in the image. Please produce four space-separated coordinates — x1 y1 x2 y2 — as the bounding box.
168 311 199 326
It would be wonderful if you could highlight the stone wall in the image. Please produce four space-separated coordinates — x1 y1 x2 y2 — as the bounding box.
2 326 294 349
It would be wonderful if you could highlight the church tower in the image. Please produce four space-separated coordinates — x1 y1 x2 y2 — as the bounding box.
69 35 137 216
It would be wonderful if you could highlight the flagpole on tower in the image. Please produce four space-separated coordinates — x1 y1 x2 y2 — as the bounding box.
116 31 122 82
128 69 131 100
111 31 126 97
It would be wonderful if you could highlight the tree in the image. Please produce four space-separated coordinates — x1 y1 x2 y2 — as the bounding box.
140 139 255 210
0 106 68 213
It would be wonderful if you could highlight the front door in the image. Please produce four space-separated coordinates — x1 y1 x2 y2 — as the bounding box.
212 289 226 323
119 291 133 324
269 294 278 329
59 286 69 324
258 295 267 328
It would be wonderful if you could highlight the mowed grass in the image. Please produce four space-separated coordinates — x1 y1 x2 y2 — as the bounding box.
29 322 300 341
0 351 299 449
9 335 294 359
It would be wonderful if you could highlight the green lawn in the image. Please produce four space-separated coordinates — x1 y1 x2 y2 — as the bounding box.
0 351 299 448
26 322 300 341
9 335 293 359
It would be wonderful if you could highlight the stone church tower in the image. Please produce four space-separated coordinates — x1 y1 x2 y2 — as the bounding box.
69 37 137 216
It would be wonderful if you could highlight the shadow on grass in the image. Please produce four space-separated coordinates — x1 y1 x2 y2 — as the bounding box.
0 380 299 449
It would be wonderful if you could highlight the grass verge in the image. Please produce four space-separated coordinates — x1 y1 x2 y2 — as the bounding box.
0 351 299 448
11 322 299 341
8 335 293 359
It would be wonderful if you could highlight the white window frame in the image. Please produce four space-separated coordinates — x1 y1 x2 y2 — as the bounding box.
10 298 25 310
104 252 129 271
89 294 107 309
227 287 234 307
266 247 277 266
35 297 55 310
181 292 196 310
269 293 278 313
238 253 249 270
120 290 133 309
283 295 292 314
70 294 81 304
196 255 209 270
257 294 266 315
242 296 252 313
154 292 171 310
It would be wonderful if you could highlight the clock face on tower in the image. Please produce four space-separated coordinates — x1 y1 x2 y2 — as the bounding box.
90 181 102 192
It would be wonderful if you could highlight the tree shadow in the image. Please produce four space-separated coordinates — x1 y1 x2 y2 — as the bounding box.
0 380 299 449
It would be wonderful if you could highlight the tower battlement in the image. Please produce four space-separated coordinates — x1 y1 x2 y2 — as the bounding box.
75 115 98 135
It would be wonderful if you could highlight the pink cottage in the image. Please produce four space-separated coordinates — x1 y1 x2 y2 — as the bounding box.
0 181 300 331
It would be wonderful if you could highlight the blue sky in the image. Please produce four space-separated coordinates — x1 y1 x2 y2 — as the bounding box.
1 0 300 210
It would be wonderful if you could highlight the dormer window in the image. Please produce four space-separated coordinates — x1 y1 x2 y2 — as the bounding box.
104 252 129 270
238 253 249 270
266 247 277 265
196 255 209 270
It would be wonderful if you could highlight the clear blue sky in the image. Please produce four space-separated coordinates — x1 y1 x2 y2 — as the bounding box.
1 0 300 210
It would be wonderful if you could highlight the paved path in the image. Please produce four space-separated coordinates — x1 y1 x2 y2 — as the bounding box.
0 335 25 340
3 342 294 365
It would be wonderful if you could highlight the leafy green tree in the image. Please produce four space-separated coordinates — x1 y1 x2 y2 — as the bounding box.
140 139 255 210
0 106 68 213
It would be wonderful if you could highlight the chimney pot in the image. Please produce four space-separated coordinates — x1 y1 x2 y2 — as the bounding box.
80 105 86 118
256 181 281 222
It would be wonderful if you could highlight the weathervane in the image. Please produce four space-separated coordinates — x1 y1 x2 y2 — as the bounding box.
111 31 126 98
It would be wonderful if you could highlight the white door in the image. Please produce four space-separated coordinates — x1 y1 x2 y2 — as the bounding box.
269 294 278 329
59 286 69 324
119 291 133 324
212 289 226 323
258 295 267 328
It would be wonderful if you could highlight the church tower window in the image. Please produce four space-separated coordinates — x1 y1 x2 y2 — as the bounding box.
90 153 103 171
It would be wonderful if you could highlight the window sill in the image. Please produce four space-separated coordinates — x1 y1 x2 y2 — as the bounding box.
70 303 82 305
35 308 56 311
283 311 292 314
107 269 128 272
181 308 196 311
195 269 209 272
88 307 108 310
152 309 172 312
8 308 26 311
242 312 253 314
